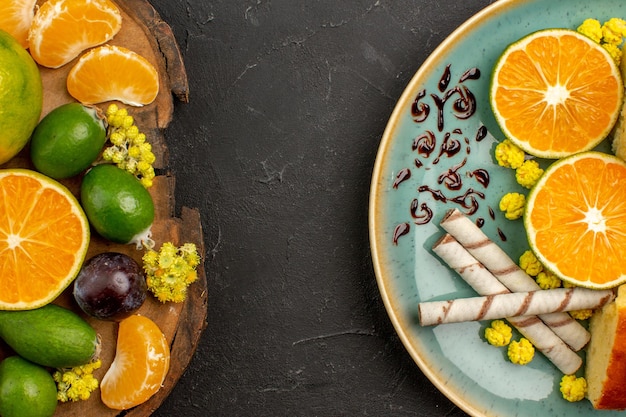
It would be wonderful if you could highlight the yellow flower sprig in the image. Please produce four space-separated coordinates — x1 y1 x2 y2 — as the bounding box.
560 374 587 402
103 104 156 188
53 359 102 402
143 242 201 303
578 18 626 65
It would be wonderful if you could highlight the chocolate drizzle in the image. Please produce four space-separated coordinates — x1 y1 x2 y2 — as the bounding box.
411 89 430 123
416 66 480 132
393 168 411 189
392 223 410 245
391 64 504 245
412 131 437 158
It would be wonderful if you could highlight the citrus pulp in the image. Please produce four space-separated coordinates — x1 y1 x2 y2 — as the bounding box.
0 169 90 309
0 30 43 165
490 29 623 158
525 151 626 289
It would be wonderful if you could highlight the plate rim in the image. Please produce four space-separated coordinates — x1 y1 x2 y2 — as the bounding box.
368 0 553 416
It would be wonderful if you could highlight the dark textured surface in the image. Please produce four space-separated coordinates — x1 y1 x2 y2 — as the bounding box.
149 1 493 415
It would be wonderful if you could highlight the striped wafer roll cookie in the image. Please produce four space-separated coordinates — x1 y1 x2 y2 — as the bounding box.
439 208 591 351
418 287 614 326
432 233 583 375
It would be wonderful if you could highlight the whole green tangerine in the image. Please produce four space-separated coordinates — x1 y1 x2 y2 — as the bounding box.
81 164 154 247
30 102 107 179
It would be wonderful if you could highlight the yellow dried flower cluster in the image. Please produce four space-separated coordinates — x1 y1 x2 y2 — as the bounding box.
507 338 535 365
484 320 512 347
536 270 562 290
499 192 526 220
485 320 536 365
103 104 156 188
494 140 543 219
515 160 544 189
560 374 587 402
143 242 201 303
569 309 593 321
519 250 543 277
494 139 525 169
577 18 626 65
53 359 102 402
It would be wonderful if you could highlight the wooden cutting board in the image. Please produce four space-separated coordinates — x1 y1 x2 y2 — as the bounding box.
1 1 207 416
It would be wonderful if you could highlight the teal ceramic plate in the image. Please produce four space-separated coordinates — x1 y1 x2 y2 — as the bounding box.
369 0 626 416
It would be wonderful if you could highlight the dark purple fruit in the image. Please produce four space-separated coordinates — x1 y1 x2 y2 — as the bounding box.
73 252 147 321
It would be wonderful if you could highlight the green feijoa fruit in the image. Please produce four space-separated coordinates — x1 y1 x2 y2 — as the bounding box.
30 102 107 179
81 164 155 246
0 356 57 417
0 304 99 368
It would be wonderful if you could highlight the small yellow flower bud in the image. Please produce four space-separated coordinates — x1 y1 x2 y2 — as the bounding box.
140 177 154 188
125 125 139 140
128 145 142 159
110 131 126 146
106 103 119 118
122 115 134 129
111 151 125 164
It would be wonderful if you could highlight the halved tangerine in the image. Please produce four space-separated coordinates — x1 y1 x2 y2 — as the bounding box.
525 152 626 289
490 29 623 159
67 45 160 106
0 169 90 309
100 314 170 410
28 0 122 68
0 0 37 48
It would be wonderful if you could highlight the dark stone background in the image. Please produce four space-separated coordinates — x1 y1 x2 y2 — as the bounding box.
149 1 493 415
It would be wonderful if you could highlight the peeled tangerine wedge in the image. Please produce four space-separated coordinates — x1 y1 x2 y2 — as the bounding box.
100 315 170 410
0 0 38 48
67 45 160 106
29 0 122 68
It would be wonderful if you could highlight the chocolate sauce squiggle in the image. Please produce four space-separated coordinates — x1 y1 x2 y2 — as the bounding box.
391 65 503 245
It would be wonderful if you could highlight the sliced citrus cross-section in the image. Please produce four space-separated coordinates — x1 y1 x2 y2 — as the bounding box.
100 314 170 410
0 0 37 48
67 45 160 106
28 0 122 68
0 169 90 309
490 29 623 159
525 152 626 289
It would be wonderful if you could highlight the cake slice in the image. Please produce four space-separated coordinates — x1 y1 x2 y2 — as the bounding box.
586 284 626 409
612 99 626 160
611 44 626 160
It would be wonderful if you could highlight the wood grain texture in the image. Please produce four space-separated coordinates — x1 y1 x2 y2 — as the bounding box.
1 0 205 416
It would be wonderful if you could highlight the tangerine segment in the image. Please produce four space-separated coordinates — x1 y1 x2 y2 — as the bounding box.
0 169 90 309
525 152 626 289
67 45 160 106
491 29 623 159
100 315 170 410
28 0 122 68
0 0 37 48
